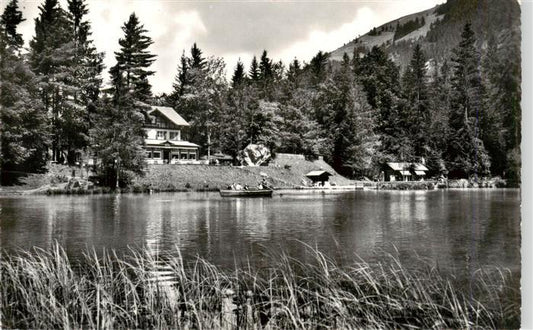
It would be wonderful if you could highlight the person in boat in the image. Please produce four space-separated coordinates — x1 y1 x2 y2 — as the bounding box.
234 183 243 190
258 178 268 190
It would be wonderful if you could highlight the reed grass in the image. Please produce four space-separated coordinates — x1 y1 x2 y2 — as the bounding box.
0 244 519 329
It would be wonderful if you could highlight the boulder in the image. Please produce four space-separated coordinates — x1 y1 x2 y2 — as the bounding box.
238 144 271 166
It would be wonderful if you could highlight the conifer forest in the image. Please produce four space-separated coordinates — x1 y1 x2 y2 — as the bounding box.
0 0 521 187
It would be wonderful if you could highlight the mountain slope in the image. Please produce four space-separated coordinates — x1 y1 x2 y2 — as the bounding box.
330 0 520 72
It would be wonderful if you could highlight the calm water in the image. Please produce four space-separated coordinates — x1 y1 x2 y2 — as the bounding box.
0 190 521 273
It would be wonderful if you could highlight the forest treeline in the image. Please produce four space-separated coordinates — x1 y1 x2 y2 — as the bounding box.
0 0 520 187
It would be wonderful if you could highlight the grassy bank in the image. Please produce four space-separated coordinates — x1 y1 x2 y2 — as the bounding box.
0 245 519 328
133 158 353 192
1 157 353 195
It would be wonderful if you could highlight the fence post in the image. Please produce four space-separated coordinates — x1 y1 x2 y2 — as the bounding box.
221 288 236 329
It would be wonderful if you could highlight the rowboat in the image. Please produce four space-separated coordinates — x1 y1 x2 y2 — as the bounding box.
219 189 273 197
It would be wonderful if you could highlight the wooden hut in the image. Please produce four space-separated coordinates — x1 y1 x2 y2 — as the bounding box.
384 162 429 181
306 170 332 186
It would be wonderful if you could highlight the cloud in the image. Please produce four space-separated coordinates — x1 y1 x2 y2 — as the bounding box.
276 7 377 64
151 10 208 94
88 3 208 94
6 0 444 94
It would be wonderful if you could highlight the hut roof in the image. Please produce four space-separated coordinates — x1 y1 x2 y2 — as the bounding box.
387 162 428 172
306 170 332 178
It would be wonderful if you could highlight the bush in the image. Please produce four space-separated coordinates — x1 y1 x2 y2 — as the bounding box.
378 181 435 190
493 177 507 188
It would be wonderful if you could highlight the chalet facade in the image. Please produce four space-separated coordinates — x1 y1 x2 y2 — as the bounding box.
144 106 202 164
384 162 429 181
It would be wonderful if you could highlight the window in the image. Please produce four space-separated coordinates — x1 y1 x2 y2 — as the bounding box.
156 131 166 140
145 151 152 158
180 152 188 160
169 131 180 140
152 151 161 159
189 152 196 160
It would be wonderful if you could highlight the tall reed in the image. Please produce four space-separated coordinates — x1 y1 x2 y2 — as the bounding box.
0 244 520 328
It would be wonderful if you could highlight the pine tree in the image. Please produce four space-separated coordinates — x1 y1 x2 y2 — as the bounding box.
482 33 521 185
169 51 190 104
255 50 279 100
111 13 156 104
29 0 68 59
446 23 490 178
309 51 329 83
272 60 285 82
90 94 145 188
170 44 208 105
1 0 49 183
188 43 208 88
171 45 227 154
27 0 102 165
426 60 452 175
287 58 301 84
342 52 350 67
314 62 378 177
189 42 205 71
401 44 430 159
64 0 104 163
67 0 103 106
248 56 259 82
259 50 273 81
231 59 246 88
91 13 156 188
68 0 89 46
480 36 506 176
354 46 401 160
1 0 24 48
29 0 72 163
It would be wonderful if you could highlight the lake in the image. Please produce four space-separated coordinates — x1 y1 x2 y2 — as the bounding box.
0 189 521 274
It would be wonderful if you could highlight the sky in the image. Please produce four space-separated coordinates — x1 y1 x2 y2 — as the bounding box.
7 0 444 94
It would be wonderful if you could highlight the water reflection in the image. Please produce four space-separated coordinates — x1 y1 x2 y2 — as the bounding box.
0 190 520 274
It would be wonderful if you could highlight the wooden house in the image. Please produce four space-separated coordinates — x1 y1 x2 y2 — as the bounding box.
201 152 234 165
384 162 429 181
143 106 202 164
306 170 333 186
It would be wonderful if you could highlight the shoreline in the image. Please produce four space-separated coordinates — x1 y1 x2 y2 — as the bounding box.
0 185 518 197
0 163 514 196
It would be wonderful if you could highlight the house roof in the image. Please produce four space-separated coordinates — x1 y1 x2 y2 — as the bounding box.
212 153 233 160
149 106 190 126
145 139 199 148
306 170 332 177
387 162 428 172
